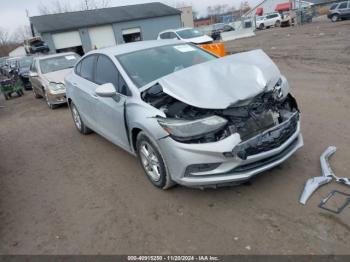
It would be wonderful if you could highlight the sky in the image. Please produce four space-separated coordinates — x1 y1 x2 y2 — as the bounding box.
0 0 259 34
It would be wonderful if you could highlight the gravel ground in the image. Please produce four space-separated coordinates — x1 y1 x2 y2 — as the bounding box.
0 19 350 255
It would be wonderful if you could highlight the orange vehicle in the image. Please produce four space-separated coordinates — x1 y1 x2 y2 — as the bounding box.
199 43 226 57
157 28 227 57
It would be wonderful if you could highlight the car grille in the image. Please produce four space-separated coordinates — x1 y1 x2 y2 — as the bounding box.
232 112 299 159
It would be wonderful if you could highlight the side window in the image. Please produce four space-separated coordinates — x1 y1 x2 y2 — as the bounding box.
75 61 82 76
160 32 170 39
168 32 178 39
94 55 118 88
338 2 347 8
80 55 96 81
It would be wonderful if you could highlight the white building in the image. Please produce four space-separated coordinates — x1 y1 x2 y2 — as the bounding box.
244 0 312 17
9 46 26 57
178 6 194 28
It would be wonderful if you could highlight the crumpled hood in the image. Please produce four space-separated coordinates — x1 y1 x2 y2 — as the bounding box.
153 49 281 109
43 68 73 84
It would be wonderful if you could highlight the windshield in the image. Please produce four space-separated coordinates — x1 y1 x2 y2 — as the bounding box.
330 3 338 10
117 44 217 88
19 57 33 68
40 54 79 74
176 29 204 39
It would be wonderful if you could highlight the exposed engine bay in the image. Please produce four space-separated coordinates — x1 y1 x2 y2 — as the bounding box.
142 84 299 146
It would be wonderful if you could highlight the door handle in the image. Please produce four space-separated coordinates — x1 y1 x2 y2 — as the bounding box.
92 94 99 99
72 82 78 87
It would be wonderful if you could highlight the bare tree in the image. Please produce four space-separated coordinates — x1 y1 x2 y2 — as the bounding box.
0 28 10 46
38 0 111 14
11 25 32 43
0 27 19 57
79 0 110 10
37 0 73 15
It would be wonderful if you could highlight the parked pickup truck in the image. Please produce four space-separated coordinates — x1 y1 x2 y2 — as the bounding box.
24 37 49 54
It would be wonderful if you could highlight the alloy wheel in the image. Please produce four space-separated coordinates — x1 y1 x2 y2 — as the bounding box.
72 106 82 131
139 141 161 182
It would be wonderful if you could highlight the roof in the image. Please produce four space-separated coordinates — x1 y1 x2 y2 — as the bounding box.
34 52 77 61
30 2 181 33
90 40 185 56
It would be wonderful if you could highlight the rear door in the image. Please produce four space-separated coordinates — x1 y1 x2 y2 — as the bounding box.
337 2 348 17
70 55 99 128
93 54 130 151
29 60 41 95
346 2 350 17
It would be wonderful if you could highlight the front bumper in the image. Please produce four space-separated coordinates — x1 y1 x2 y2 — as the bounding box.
157 114 303 188
47 91 67 105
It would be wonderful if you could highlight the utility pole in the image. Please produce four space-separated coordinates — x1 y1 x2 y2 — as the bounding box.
26 9 35 37
85 0 89 10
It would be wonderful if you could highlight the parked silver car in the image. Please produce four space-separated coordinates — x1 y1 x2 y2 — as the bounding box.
29 52 80 109
65 40 303 189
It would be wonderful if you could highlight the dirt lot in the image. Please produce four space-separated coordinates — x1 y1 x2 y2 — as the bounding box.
1 19 350 255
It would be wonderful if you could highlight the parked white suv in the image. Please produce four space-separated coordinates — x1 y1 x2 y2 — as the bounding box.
157 28 213 45
256 13 282 30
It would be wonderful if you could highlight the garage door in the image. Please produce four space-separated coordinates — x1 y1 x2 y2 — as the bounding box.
52 31 82 50
89 25 116 49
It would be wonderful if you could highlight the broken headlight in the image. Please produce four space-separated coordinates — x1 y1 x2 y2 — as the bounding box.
273 75 289 101
158 115 228 141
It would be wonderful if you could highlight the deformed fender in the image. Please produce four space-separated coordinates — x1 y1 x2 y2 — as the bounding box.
125 99 169 153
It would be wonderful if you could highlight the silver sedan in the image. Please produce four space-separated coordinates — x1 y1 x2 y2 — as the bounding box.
65 40 303 189
29 52 80 109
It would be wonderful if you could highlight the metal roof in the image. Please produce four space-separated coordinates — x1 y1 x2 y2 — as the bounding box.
30 2 181 33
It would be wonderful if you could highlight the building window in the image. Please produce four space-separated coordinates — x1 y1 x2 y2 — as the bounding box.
122 28 142 43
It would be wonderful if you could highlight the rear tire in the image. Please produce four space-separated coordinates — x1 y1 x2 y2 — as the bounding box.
4 94 9 100
70 102 92 135
136 132 175 190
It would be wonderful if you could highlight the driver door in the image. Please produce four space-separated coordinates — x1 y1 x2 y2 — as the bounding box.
93 55 130 151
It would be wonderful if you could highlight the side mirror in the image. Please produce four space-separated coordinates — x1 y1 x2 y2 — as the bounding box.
29 72 38 77
95 83 117 97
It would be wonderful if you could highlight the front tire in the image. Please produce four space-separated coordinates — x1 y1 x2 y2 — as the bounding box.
136 132 175 189
70 102 92 135
259 23 265 30
32 87 42 98
331 14 339 22
275 20 281 27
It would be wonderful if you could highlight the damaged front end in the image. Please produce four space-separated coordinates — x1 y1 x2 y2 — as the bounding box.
142 82 300 160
